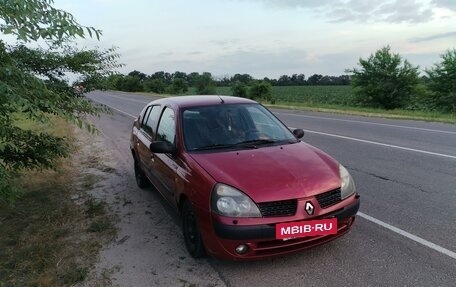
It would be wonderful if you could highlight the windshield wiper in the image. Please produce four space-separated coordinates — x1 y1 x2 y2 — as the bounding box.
234 139 278 148
191 143 236 151
192 139 281 151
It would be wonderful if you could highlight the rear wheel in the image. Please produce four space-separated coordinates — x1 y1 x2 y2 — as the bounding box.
182 200 205 258
134 159 150 188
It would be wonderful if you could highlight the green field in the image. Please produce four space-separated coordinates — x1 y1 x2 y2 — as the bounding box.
186 85 353 105
133 85 455 123
272 85 353 105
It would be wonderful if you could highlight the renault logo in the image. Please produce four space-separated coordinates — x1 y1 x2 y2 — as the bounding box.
305 201 314 215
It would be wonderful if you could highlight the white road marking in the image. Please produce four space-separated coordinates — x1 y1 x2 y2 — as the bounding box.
92 98 456 260
358 212 456 260
276 112 456 135
305 129 456 160
96 98 456 160
103 92 151 104
90 97 137 118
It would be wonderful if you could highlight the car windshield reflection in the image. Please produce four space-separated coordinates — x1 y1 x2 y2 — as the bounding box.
182 103 296 151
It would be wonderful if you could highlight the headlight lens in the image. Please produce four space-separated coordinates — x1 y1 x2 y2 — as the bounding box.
212 184 261 217
340 164 356 199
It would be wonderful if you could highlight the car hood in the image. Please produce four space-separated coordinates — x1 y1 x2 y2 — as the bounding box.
189 142 341 203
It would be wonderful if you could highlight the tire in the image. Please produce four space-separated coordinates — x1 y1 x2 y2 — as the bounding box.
182 200 206 258
134 159 150 188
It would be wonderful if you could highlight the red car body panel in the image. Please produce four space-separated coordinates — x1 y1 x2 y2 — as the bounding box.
130 96 360 261
189 142 340 203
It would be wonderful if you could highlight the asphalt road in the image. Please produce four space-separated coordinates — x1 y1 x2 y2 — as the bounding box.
87 91 456 287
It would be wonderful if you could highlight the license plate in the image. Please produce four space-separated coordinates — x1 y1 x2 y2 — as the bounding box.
276 218 338 240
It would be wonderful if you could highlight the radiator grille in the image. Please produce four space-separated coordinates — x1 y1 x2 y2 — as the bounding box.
316 188 342 209
258 199 297 217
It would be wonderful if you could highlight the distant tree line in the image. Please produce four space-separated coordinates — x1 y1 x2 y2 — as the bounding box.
218 73 351 86
101 46 455 113
100 71 352 93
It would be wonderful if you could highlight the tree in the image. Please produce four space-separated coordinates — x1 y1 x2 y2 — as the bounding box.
231 81 248 98
117 75 143 92
172 71 187 81
248 81 274 103
143 77 166 94
277 75 291 86
99 73 124 90
0 0 101 42
128 70 147 81
307 74 323 85
426 49 456 112
195 72 216 94
167 77 188 94
187 72 200 87
0 0 120 204
290 73 306 85
219 76 231 86
231 73 253 85
347 46 420 109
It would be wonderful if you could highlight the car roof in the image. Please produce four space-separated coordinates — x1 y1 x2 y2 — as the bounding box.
147 95 257 109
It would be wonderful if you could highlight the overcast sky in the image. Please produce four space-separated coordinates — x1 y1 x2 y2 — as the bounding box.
55 0 455 79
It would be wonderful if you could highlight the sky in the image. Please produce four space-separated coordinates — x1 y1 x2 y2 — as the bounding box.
52 0 456 78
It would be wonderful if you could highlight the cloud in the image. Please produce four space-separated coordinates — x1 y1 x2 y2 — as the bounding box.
249 0 334 9
157 52 174 57
241 0 439 23
371 0 434 23
409 31 456 42
204 49 361 78
432 0 456 11
118 46 443 78
210 39 241 48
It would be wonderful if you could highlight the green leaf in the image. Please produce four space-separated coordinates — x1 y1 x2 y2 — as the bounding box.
3 26 15 34
0 0 121 204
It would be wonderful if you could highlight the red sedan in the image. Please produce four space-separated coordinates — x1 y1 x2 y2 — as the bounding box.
130 95 360 260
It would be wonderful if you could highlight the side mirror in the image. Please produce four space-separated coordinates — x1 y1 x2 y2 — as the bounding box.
292 128 305 139
150 141 177 154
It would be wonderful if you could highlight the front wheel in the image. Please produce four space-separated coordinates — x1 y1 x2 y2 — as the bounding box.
134 159 150 188
182 200 205 258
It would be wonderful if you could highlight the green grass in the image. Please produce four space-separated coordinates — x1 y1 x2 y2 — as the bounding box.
266 102 456 123
85 198 107 218
59 266 89 285
0 117 116 286
272 85 353 105
185 85 352 105
87 219 115 233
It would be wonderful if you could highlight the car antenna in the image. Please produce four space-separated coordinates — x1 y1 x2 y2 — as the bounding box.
218 95 225 104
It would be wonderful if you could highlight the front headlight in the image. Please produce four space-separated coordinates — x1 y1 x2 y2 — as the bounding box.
211 184 262 217
340 164 356 199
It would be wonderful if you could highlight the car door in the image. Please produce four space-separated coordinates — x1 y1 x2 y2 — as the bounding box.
136 105 162 181
152 107 180 205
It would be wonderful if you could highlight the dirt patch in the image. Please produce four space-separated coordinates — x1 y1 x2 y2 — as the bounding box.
0 122 117 287
78 113 227 287
0 112 227 286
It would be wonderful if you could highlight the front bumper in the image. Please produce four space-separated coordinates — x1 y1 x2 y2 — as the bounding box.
206 194 360 260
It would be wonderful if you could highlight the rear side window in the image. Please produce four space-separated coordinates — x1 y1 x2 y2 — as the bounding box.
156 108 175 145
141 106 152 131
141 105 161 137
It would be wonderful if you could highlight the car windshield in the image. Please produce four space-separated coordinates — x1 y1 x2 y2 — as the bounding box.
182 103 297 151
